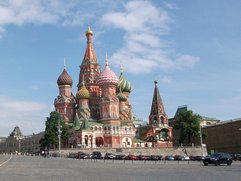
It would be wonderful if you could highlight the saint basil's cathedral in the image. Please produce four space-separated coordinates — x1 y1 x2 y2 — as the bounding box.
54 26 173 148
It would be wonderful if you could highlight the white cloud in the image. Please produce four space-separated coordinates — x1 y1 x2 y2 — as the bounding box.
163 2 176 10
159 76 173 84
100 0 199 74
0 96 50 137
0 0 60 26
0 0 99 37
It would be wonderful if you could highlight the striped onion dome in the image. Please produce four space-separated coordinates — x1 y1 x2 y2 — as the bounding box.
117 92 127 102
117 71 132 93
76 83 90 100
98 59 118 85
57 68 73 86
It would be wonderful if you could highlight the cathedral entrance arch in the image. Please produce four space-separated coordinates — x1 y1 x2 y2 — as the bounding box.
95 137 104 147
156 129 169 141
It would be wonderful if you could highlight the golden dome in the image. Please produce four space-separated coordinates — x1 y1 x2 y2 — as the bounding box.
85 25 93 36
76 85 90 100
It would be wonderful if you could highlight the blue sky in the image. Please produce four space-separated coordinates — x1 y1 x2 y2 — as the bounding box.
1 0 241 136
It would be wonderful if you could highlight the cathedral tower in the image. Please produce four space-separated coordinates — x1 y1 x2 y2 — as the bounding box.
54 65 75 123
78 26 101 119
117 68 133 125
149 80 168 126
98 55 120 147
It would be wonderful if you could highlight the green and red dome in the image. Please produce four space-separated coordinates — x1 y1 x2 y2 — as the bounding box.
117 72 132 93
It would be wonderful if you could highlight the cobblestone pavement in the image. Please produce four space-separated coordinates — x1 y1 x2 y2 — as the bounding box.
0 155 240 181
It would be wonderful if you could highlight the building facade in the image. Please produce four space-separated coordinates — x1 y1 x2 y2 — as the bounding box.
202 118 241 154
54 26 173 148
0 126 44 154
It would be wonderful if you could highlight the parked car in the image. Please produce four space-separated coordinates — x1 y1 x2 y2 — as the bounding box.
92 151 103 159
164 155 174 161
149 155 159 161
174 155 185 161
194 155 205 161
126 154 137 160
78 152 90 159
231 153 241 161
115 154 126 160
203 153 232 166
158 155 164 160
104 153 116 159
137 155 148 161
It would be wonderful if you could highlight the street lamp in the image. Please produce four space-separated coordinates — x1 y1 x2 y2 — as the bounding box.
199 125 203 157
18 139 21 154
57 119 62 157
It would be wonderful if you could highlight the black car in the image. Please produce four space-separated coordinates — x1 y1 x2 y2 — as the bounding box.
231 153 241 161
78 152 90 159
104 153 116 159
203 153 232 166
92 151 103 159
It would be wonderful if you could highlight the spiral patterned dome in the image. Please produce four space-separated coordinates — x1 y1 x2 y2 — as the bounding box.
98 61 118 85
76 85 90 100
117 92 127 102
117 72 132 93
57 68 73 86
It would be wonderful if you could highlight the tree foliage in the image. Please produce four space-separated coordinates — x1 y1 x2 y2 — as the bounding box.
173 110 201 145
41 111 69 149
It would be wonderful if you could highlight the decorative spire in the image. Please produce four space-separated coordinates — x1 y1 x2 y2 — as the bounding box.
120 64 123 73
83 25 97 63
149 80 167 125
150 80 165 115
64 58 66 69
105 52 109 66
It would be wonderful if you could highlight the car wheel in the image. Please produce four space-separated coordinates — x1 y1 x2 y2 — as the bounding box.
215 161 220 166
227 160 231 166
204 162 208 166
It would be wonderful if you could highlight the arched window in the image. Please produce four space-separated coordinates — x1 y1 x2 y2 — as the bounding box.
160 116 164 124
153 116 158 125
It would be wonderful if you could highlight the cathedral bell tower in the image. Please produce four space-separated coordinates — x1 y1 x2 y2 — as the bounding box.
149 80 168 127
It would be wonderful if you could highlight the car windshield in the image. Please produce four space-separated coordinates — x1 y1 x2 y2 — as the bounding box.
210 153 221 158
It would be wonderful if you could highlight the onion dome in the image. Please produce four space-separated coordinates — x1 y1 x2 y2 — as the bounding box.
117 71 132 93
57 68 73 86
76 82 90 100
117 92 127 102
85 25 93 36
98 54 118 85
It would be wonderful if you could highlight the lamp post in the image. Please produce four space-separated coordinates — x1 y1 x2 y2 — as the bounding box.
18 139 21 154
57 119 62 157
199 125 203 157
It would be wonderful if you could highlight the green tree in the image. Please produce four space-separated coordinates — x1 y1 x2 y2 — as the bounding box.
42 111 69 149
173 110 201 145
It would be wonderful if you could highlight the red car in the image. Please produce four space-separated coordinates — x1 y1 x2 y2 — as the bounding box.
127 154 137 160
137 155 148 160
